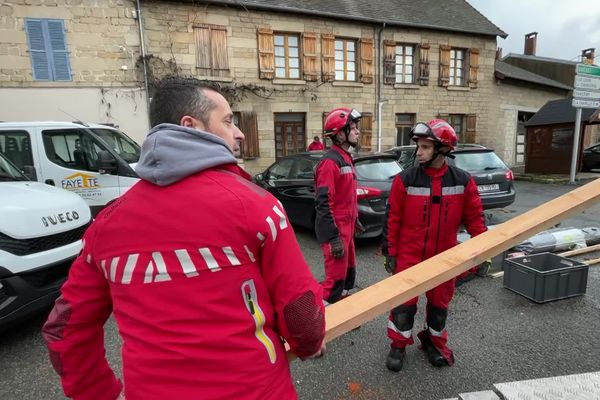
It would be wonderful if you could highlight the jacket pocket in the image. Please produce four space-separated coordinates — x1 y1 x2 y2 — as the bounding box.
241 279 277 364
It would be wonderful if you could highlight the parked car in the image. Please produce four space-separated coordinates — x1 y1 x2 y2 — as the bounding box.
385 144 515 209
582 143 600 172
253 151 402 238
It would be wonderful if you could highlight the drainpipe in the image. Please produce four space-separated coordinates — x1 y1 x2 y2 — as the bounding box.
135 0 151 125
376 22 386 152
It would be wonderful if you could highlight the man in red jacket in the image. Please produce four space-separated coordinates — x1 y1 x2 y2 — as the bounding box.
42 77 326 400
307 135 325 151
314 108 363 304
383 119 486 372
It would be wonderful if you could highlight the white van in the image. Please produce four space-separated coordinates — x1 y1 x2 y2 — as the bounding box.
0 121 141 216
0 152 91 329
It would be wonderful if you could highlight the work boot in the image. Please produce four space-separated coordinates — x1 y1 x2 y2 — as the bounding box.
418 330 453 367
385 347 406 372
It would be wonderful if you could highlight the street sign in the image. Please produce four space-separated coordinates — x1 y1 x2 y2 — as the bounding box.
574 89 600 100
576 63 600 77
574 75 600 90
572 98 600 109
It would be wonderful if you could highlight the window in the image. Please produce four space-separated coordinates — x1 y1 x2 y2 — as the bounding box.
42 129 106 172
274 113 306 158
274 33 300 79
448 114 464 137
90 128 140 163
289 158 317 180
395 44 415 84
267 158 294 180
449 48 466 86
194 24 229 77
439 114 477 143
395 113 416 145
335 39 356 81
24 18 72 81
0 131 34 169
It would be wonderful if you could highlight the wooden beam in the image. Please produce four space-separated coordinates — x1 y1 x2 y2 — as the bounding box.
288 178 600 360
559 243 600 257
585 257 600 266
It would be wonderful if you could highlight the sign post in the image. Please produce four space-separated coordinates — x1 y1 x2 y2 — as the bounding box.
571 64 600 184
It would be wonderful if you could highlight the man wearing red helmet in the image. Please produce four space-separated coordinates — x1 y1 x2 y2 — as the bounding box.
314 107 363 304
382 119 486 371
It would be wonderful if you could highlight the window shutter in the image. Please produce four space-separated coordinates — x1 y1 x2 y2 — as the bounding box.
257 28 274 80
240 111 259 159
211 26 229 76
359 38 373 84
321 33 335 82
360 112 373 151
383 40 396 85
439 44 451 87
25 19 51 81
47 20 71 81
418 42 430 86
195 25 212 72
465 114 477 143
468 48 479 88
302 32 317 81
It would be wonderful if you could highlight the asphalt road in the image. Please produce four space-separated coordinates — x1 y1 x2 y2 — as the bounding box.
1 180 599 400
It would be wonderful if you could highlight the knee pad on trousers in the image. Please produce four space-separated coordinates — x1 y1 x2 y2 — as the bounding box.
327 280 345 303
391 304 417 331
344 268 356 290
426 303 448 332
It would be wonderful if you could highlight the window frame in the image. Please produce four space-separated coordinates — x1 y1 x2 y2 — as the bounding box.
449 48 466 86
334 38 357 82
274 32 301 79
395 113 416 146
394 43 416 84
24 18 72 82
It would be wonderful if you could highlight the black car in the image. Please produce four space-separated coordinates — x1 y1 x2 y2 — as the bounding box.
582 143 600 172
385 144 515 209
253 151 402 238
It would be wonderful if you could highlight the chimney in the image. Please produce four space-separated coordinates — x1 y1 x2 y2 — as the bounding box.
582 48 595 64
524 32 538 56
496 47 503 60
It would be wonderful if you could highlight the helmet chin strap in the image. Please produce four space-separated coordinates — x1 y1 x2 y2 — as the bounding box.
419 143 452 168
333 126 358 148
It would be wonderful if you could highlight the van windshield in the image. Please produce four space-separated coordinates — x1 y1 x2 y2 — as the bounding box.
0 153 28 181
91 128 141 163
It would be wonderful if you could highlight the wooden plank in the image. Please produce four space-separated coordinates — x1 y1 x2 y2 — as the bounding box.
585 257 600 266
288 178 600 359
559 243 600 257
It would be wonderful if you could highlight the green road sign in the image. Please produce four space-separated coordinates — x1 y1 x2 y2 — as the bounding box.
576 64 600 77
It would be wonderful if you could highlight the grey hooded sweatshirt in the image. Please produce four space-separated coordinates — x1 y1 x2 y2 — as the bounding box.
135 123 238 186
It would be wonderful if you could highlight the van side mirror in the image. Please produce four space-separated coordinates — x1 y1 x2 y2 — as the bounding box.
97 150 118 174
21 165 37 181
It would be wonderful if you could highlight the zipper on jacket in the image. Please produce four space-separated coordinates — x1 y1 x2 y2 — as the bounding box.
241 280 277 364
421 196 431 262
434 193 444 255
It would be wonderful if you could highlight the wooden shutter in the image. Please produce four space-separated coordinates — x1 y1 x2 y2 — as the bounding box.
468 48 479 88
47 20 71 81
302 32 317 81
210 26 229 76
465 114 477 143
418 42 430 86
360 112 373 151
195 25 211 73
439 44 451 87
383 40 396 85
240 111 259 159
257 28 274 80
359 38 374 84
321 33 335 82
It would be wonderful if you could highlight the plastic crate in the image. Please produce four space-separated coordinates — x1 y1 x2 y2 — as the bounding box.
503 252 588 303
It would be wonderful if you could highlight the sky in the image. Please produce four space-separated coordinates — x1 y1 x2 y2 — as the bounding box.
467 0 600 62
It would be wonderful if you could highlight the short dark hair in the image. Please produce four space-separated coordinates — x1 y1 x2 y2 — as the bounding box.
149 76 221 128
314 136 320 140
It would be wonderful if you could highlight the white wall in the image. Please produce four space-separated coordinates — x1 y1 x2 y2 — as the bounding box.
0 87 150 144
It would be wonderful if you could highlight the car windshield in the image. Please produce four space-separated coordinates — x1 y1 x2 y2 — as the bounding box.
454 151 506 172
0 152 28 181
91 128 141 163
355 158 402 180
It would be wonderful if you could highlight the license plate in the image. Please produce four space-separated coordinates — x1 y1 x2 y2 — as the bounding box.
477 184 499 193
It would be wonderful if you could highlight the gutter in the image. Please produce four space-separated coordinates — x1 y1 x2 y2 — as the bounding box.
135 0 151 125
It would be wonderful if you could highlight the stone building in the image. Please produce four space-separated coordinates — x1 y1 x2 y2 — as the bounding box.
0 0 572 173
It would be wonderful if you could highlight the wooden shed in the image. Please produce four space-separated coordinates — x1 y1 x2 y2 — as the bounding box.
524 98 600 174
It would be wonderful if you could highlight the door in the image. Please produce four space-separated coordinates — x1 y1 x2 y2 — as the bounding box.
274 113 306 158
37 127 122 210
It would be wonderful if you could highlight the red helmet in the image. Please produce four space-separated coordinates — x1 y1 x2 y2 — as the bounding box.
409 119 458 151
323 108 362 136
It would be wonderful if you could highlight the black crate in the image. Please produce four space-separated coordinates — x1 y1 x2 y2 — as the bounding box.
503 252 588 303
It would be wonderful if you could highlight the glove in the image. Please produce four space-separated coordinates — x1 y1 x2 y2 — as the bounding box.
329 236 345 259
354 219 366 236
384 256 396 274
